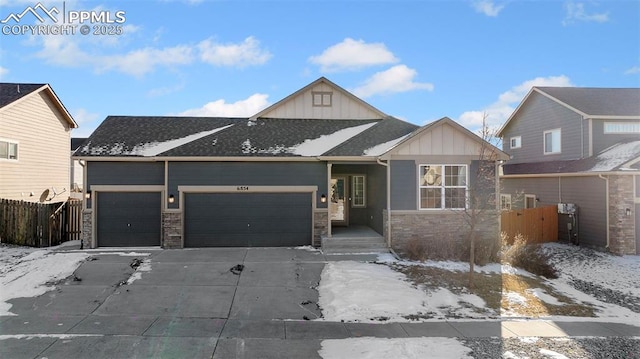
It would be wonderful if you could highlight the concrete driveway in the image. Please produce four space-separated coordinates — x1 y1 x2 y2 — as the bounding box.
0 247 379 359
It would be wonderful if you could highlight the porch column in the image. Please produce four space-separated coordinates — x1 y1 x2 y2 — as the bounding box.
327 162 332 238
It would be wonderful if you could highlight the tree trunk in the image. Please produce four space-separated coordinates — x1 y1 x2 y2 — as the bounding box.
468 230 476 290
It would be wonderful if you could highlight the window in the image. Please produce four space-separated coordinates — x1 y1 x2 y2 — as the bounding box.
312 91 332 107
604 122 640 134
524 194 536 209
0 140 18 160
500 194 512 210
352 175 366 207
510 136 521 149
543 129 561 154
419 165 467 210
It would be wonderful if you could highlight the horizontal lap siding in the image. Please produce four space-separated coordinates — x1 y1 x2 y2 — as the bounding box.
0 92 71 201
502 92 584 163
591 119 640 155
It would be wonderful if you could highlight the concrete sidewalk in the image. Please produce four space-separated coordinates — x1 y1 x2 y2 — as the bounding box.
1 246 639 358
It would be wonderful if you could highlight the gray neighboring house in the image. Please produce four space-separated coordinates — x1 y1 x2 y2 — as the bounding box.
498 87 640 255
73 77 506 251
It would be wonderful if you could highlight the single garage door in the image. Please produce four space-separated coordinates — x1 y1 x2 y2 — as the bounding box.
97 192 161 247
184 192 312 247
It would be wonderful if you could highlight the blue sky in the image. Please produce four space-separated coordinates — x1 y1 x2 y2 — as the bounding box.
1 0 639 138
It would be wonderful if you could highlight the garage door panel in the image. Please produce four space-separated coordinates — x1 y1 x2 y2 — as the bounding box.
184 192 311 247
97 192 161 247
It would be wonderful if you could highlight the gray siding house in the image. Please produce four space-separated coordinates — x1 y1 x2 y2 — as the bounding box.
74 77 506 253
498 87 640 255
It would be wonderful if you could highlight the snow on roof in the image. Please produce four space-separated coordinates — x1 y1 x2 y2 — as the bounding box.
291 122 377 156
590 140 640 172
362 134 410 156
129 124 234 156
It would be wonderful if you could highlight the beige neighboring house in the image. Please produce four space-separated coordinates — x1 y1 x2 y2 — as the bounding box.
0 83 77 202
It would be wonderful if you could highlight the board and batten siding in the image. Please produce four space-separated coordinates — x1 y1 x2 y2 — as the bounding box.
259 82 382 120
501 176 607 248
167 161 327 209
393 123 481 156
0 91 72 201
502 92 584 163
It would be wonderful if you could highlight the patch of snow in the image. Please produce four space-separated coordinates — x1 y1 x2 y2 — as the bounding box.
294 245 321 252
318 337 472 359
241 138 257 154
94 252 151 257
0 334 102 340
376 255 534 278
257 144 290 154
505 291 527 306
291 122 377 156
519 337 539 344
363 134 410 156
125 259 152 285
247 120 256 126
527 288 562 305
130 124 234 156
539 348 569 359
502 352 523 359
590 140 640 171
0 246 89 316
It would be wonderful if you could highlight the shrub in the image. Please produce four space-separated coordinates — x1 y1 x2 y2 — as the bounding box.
404 234 459 262
501 234 558 279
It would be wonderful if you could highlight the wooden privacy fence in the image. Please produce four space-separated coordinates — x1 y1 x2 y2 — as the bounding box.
501 205 558 244
0 198 83 247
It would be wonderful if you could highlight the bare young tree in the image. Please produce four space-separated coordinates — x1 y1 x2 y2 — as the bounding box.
463 113 502 289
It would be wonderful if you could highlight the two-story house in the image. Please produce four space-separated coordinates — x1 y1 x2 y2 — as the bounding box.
0 83 77 202
498 87 640 255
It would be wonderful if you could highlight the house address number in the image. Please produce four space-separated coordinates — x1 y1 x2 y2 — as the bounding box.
237 186 249 191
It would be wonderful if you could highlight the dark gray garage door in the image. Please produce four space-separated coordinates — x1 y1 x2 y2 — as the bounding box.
184 192 312 247
97 192 161 247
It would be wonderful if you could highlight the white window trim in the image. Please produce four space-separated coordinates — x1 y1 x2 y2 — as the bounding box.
524 194 537 209
351 175 366 208
500 194 512 210
0 138 19 161
510 136 521 149
543 128 561 155
312 91 332 107
604 122 640 134
418 164 468 210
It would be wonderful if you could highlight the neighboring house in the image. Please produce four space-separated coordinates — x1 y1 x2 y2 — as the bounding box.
70 137 87 198
0 83 77 202
73 77 506 250
498 87 640 255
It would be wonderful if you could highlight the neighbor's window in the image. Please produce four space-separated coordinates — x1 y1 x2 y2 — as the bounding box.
510 136 521 149
352 175 366 207
604 122 640 134
312 91 332 107
543 128 561 154
500 194 512 210
0 140 18 160
419 164 467 210
524 194 536 209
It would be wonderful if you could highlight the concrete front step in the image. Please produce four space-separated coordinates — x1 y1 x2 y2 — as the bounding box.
321 237 389 254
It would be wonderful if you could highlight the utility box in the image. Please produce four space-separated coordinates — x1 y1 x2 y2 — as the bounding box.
557 203 577 214
557 203 578 244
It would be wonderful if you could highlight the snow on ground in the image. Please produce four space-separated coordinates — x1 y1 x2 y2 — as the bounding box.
0 245 89 316
319 337 473 359
126 259 152 284
317 261 489 322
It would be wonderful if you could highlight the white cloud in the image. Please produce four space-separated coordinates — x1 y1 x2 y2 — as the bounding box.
563 2 609 26
71 108 101 137
309 38 399 72
458 75 574 132
352 65 434 98
99 45 194 76
198 36 272 67
472 0 505 17
0 66 8 79
624 66 640 75
147 80 186 97
178 93 270 117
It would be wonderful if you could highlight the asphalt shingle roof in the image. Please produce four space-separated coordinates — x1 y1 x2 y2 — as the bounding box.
73 116 416 158
536 87 640 117
0 83 46 108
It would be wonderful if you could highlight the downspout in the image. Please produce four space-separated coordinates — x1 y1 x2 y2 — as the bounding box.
326 162 332 238
377 158 391 247
79 160 86 249
598 174 610 249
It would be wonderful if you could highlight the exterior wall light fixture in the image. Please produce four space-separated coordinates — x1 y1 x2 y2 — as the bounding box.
320 194 327 203
168 194 175 204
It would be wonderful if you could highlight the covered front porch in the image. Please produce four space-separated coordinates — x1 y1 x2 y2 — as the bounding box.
321 162 390 253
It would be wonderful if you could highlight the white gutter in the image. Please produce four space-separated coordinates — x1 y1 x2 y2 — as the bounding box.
377 158 391 247
598 174 610 249
500 170 638 179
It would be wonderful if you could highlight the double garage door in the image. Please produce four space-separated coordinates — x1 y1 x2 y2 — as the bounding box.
96 191 312 247
184 193 312 247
